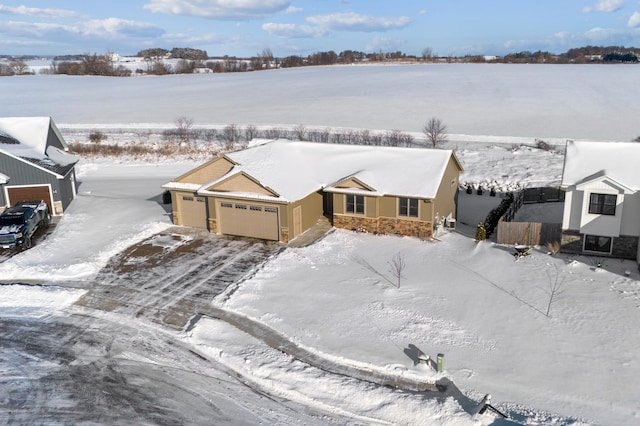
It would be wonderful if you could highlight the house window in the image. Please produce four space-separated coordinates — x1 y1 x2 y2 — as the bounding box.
399 197 419 217
182 196 194 201
265 207 278 213
235 204 247 210
346 194 364 214
584 234 612 253
588 193 616 215
250 205 262 211
220 202 232 208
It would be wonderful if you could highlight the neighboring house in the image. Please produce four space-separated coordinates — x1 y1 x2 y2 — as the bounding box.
0 117 78 215
560 141 640 264
163 139 463 243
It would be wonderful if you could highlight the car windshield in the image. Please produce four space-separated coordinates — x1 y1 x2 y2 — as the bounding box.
0 214 25 226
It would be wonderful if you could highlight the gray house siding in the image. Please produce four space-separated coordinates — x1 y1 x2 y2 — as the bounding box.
47 121 68 151
58 169 77 211
0 152 60 205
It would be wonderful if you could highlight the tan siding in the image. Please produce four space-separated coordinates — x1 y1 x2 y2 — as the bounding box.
422 200 434 222
335 178 368 190
334 193 344 214
433 156 463 221
211 174 274 195
379 196 396 218
176 157 234 184
365 196 377 218
286 191 323 238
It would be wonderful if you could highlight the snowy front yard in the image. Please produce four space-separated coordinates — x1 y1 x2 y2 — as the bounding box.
208 228 640 426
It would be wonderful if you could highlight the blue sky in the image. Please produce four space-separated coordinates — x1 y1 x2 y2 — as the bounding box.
1 0 640 57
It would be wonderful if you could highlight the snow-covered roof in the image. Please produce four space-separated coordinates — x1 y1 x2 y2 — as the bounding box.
0 116 77 178
172 140 461 203
0 117 55 158
0 172 8 184
561 141 640 190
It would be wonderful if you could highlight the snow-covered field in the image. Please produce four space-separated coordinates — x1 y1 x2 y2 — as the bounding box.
1 65 640 424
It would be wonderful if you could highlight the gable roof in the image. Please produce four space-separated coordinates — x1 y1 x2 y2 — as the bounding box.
165 139 462 203
561 141 640 191
0 117 78 178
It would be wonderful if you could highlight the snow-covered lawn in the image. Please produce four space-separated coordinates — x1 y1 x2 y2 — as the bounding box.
207 227 640 425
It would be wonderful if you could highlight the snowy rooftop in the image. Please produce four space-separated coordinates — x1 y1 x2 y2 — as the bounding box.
195 140 460 202
0 116 78 177
0 117 55 158
561 141 640 190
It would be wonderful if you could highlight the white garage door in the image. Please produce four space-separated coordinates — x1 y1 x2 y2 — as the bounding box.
218 201 279 241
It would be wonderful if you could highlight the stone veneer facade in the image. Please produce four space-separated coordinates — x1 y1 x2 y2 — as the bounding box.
561 230 639 260
334 214 433 239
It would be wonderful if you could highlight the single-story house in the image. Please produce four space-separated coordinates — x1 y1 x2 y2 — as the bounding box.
163 139 463 243
0 117 78 215
560 141 640 264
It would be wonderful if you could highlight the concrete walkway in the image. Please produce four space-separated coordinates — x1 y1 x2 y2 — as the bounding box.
287 216 333 248
195 306 441 392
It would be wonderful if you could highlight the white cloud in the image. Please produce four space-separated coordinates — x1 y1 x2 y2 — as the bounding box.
306 12 411 32
82 18 165 38
628 11 640 27
285 6 302 13
583 0 625 13
0 18 164 40
0 21 79 38
144 0 291 20
365 36 405 52
262 22 325 38
0 4 78 18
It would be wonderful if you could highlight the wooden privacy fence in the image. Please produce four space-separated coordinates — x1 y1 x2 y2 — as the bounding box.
497 220 562 246
496 187 563 246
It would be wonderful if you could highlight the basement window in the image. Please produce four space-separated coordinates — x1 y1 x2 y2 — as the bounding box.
584 234 612 253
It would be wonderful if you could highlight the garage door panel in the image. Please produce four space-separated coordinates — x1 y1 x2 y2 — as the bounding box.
180 195 207 229
219 202 279 241
7 186 52 213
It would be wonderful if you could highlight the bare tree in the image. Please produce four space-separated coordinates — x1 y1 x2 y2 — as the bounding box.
544 264 565 317
423 117 448 148
388 252 406 288
220 124 240 148
244 124 258 141
421 47 433 61
174 116 194 145
293 124 308 141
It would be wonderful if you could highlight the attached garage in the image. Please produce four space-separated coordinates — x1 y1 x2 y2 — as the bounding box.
218 201 279 241
178 194 207 229
6 184 53 213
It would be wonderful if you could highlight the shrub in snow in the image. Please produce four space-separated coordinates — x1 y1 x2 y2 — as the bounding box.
475 222 487 241
89 130 106 144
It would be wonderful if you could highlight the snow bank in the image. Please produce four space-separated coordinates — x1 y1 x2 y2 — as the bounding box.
0 284 85 318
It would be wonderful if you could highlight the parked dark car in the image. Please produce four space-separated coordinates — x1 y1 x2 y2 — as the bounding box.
0 200 50 249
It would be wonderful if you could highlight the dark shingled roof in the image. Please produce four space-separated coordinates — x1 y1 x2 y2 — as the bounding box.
21 156 76 177
0 131 20 145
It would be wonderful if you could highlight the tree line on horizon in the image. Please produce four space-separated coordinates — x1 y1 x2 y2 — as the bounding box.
1 45 639 77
